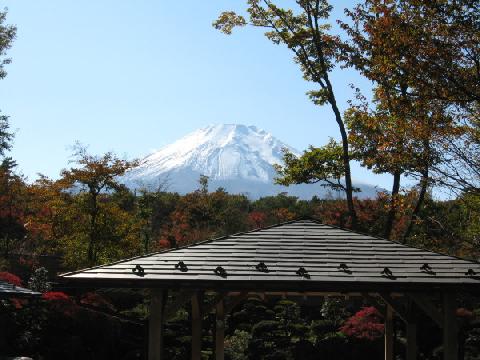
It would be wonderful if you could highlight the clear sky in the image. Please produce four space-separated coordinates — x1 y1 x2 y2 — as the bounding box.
0 0 393 189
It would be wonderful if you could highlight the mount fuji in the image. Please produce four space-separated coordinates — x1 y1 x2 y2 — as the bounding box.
122 124 381 199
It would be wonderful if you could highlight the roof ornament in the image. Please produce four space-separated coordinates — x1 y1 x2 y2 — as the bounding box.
420 263 436 275
256 262 269 273
381 267 395 279
338 263 352 274
465 268 477 277
132 264 145 276
214 266 227 278
175 261 188 272
296 267 310 279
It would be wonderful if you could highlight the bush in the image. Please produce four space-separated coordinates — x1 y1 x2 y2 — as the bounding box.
0 271 22 286
339 306 384 340
225 330 250 360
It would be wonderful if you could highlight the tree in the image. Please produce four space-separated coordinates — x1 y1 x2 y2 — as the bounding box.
275 138 357 196
0 8 16 81
340 0 460 240
137 187 179 253
59 145 138 265
214 0 358 227
0 112 13 157
0 9 16 156
0 158 28 255
433 121 480 195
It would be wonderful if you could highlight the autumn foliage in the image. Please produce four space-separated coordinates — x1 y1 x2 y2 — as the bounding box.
340 307 384 340
0 271 22 286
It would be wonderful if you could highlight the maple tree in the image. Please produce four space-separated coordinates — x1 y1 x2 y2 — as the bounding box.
58 145 139 266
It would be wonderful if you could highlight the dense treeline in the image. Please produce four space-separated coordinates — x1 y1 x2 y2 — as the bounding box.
1 151 480 271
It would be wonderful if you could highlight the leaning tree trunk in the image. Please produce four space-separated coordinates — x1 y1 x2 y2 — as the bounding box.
325 77 357 229
384 170 402 239
402 169 429 243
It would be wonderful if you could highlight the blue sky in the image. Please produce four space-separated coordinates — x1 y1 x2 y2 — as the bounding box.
0 0 393 189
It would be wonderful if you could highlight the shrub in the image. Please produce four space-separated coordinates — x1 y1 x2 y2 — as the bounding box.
225 330 250 360
28 267 51 292
0 271 22 286
339 306 384 340
42 291 70 301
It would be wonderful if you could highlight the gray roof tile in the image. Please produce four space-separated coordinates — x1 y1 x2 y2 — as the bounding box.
61 219 480 291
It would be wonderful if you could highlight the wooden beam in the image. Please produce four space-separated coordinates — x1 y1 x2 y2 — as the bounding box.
443 292 458 360
191 291 203 360
385 305 394 360
406 322 417 360
408 293 443 328
378 293 408 322
149 289 166 360
215 299 225 360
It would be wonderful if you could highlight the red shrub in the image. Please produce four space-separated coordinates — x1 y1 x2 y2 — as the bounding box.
248 211 267 228
80 292 115 311
42 291 79 317
0 272 23 286
42 291 70 301
340 306 384 340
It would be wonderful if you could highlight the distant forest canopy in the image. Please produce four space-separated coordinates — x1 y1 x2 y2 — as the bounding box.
0 0 479 271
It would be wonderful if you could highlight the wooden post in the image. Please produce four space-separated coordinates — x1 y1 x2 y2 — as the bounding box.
385 305 394 360
443 292 458 360
191 291 203 360
149 289 165 360
216 299 225 360
406 322 417 360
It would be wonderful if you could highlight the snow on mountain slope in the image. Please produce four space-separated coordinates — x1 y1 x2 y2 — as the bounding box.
127 124 295 183
123 124 381 199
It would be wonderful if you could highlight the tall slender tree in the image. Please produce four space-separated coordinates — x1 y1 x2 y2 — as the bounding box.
214 0 358 227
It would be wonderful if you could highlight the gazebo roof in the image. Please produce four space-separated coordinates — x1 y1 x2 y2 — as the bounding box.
61 219 480 292
0 280 41 298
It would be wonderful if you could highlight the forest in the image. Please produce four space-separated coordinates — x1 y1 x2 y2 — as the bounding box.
1 0 479 359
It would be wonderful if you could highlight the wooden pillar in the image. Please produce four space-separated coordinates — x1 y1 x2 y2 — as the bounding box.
443 292 458 360
191 291 203 360
385 305 394 360
216 299 225 360
149 289 165 360
406 322 417 360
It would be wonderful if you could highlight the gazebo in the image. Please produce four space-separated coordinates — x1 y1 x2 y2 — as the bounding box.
61 219 480 360
0 280 40 299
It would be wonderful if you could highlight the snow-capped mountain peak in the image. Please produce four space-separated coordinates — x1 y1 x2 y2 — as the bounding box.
128 124 297 184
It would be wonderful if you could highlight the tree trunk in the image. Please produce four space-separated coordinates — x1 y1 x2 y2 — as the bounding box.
403 169 429 243
384 170 401 239
325 76 357 229
87 191 98 265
